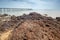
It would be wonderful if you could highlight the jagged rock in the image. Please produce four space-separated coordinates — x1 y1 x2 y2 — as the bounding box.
16 12 44 20
9 20 60 40
0 12 60 40
56 17 60 21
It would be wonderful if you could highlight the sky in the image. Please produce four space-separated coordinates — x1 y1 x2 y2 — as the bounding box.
0 0 60 9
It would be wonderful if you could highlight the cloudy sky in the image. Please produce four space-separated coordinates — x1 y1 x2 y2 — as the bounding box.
0 0 60 9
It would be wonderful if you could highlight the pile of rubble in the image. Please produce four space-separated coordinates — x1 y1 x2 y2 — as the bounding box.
0 12 60 40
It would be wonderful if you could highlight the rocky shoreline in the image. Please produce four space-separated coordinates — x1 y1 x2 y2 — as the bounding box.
0 12 60 40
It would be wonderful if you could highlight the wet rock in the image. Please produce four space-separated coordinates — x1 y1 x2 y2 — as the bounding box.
56 17 60 21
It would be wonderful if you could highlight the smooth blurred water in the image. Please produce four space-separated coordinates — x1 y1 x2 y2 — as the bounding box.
0 8 60 18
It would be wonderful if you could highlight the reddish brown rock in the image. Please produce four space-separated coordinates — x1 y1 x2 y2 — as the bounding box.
9 20 60 40
0 12 60 40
